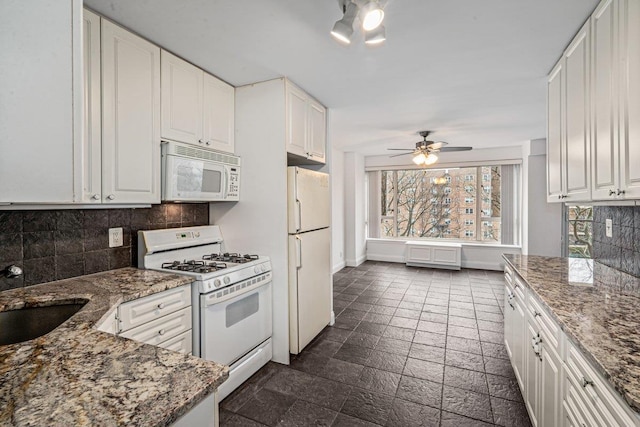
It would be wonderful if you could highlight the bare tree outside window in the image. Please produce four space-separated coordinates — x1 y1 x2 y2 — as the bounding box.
380 166 502 242
568 206 593 258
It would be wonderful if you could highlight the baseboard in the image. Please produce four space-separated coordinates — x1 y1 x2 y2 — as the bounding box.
366 253 405 263
345 255 366 267
332 261 346 274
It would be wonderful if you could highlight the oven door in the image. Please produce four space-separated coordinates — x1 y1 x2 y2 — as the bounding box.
200 280 272 365
163 154 227 201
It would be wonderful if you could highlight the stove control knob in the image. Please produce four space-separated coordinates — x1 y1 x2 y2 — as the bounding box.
261 264 267 272
214 279 221 288
254 266 260 274
223 276 231 285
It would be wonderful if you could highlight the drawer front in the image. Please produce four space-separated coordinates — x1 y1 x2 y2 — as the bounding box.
504 265 514 285
118 285 191 332
120 306 192 346
564 379 601 427
527 295 559 349
565 342 638 427
513 275 526 302
158 330 192 355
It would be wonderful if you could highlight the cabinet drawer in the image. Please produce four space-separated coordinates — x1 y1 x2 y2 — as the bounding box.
120 306 192 346
504 265 514 285
118 285 191 332
565 342 638 426
527 296 559 350
158 330 192 355
513 275 526 302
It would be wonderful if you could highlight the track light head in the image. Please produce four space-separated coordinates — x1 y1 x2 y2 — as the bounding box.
365 24 386 45
360 1 385 31
330 1 359 44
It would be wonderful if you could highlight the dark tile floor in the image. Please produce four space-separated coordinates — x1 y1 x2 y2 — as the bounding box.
220 261 532 427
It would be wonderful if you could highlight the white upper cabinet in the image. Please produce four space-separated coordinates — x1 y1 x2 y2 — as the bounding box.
101 19 161 204
591 0 618 200
203 73 235 153
285 81 327 164
161 50 235 153
547 62 565 202
82 9 102 203
161 51 203 145
619 0 640 198
564 21 591 201
0 0 83 203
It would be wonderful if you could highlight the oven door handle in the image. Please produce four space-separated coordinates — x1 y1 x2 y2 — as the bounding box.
295 236 302 269
295 199 302 232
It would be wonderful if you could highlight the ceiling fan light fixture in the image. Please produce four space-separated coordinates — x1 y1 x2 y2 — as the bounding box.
424 153 439 165
364 25 386 45
361 1 384 31
412 152 427 165
330 1 359 44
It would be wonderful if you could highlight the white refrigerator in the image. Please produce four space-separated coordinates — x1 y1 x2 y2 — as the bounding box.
287 166 332 354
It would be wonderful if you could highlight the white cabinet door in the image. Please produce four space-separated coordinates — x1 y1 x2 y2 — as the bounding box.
0 0 81 203
591 0 619 200
547 61 565 202
512 295 526 390
286 83 308 157
619 0 640 198
203 72 235 153
525 321 541 427
308 98 327 163
101 19 161 204
540 337 562 427
82 9 102 204
564 22 591 202
160 50 203 145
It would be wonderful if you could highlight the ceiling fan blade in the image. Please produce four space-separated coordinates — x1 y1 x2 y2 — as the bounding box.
427 141 448 150
389 152 415 158
387 148 415 151
438 146 473 152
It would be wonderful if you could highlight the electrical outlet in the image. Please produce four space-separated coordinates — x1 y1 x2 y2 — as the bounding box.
605 219 613 238
109 227 123 247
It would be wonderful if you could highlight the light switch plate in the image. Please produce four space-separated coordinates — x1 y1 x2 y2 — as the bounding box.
605 219 613 238
109 227 123 247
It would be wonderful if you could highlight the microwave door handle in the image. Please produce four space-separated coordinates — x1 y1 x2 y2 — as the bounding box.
224 168 229 199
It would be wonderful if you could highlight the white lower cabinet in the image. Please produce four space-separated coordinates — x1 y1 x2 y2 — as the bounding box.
116 284 193 355
503 268 640 427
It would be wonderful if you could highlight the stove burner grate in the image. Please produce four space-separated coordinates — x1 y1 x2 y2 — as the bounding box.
162 260 228 273
203 253 260 263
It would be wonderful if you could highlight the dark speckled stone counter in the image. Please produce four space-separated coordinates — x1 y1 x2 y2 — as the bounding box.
0 268 228 426
502 254 640 414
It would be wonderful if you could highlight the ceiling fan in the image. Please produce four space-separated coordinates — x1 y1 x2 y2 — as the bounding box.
388 131 473 165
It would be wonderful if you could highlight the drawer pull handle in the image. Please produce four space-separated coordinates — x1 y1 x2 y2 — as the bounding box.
533 311 541 318
157 303 165 309
158 329 166 336
581 377 594 388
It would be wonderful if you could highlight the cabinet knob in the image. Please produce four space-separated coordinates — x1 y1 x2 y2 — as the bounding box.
581 377 594 388
617 189 626 196
609 189 616 196
158 329 166 336
157 303 165 309
198 139 204 144
91 194 100 200
106 194 115 200
533 311 541 318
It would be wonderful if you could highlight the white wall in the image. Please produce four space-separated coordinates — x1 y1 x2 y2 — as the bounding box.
525 139 563 256
344 152 366 266
331 148 346 273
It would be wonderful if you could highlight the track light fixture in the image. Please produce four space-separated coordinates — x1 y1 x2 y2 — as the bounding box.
331 0 386 45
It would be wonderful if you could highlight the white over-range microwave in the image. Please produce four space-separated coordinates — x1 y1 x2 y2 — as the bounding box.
162 140 240 202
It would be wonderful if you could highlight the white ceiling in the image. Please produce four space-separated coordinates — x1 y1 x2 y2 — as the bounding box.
84 0 599 156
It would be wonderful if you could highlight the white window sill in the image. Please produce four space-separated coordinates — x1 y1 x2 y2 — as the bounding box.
366 237 521 250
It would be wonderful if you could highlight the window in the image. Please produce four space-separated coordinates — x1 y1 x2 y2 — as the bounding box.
374 166 509 242
567 206 593 258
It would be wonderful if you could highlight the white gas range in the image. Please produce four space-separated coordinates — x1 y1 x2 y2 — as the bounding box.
138 225 273 401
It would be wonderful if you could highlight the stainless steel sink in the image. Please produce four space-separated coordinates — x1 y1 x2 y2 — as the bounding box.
0 303 86 346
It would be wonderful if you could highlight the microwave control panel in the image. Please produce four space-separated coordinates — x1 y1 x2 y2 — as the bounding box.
228 168 240 200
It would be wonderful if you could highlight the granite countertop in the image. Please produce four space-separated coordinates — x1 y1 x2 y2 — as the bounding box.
0 268 228 427
502 254 640 414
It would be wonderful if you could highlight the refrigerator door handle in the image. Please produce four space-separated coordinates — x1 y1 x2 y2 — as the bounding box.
295 199 302 232
295 236 302 269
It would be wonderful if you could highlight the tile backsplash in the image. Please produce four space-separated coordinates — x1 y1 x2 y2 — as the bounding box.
592 205 640 277
0 204 208 291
